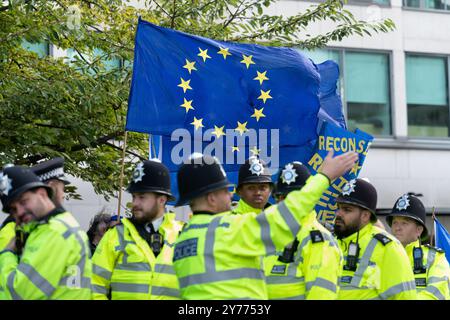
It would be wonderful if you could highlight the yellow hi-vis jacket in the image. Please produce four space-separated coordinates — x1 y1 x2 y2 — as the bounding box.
264 212 343 300
337 223 417 300
0 220 15 300
405 240 450 300
0 210 92 300
173 173 330 300
91 213 184 300
234 199 343 299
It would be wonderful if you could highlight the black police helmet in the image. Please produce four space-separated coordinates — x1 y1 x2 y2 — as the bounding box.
176 153 233 206
273 161 311 196
237 157 273 188
386 194 428 239
0 166 53 213
336 178 378 221
127 160 175 201
31 157 70 185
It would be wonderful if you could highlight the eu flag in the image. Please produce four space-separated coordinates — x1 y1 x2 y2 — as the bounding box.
126 18 321 163
434 217 450 263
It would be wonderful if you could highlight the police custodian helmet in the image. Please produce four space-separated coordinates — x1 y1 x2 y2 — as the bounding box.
336 178 378 221
237 156 273 188
274 161 311 196
176 153 233 206
0 165 53 213
127 160 175 201
386 194 428 239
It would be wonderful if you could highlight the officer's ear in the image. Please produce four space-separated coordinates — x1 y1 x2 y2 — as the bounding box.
360 209 372 224
416 224 424 238
156 194 168 206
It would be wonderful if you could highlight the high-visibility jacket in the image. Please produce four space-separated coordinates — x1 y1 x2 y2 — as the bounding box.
173 173 330 300
264 212 343 300
235 198 342 299
337 223 417 300
0 219 16 300
405 240 450 300
91 213 184 300
234 199 263 215
0 208 92 300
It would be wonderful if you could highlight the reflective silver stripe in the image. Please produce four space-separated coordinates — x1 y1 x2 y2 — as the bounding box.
350 238 378 287
18 263 56 297
379 281 416 300
92 284 108 295
428 276 448 284
151 286 180 298
426 248 436 269
424 285 446 300
266 275 304 285
179 268 263 288
93 264 112 280
114 225 134 264
155 264 176 275
7 271 22 300
339 285 370 290
111 282 149 293
278 201 300 237
294 235 311 263
59 276 91 289
306 277 337 293
115 262 151 272
256 213 276 255
204 216 221 272
54 218 89 287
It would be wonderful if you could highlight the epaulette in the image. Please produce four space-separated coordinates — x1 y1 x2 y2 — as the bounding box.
424 244 445 253
310 230 324 243
373 233 392 246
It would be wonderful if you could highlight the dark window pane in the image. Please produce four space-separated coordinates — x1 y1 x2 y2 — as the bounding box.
408 104 449 137
347 103 391 135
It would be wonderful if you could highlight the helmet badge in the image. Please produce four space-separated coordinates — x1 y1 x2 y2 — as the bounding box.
0 172 12 196
249 157 263 176
281 163 298 185
342 179 356 196
396 194 410 211
132 162 145 183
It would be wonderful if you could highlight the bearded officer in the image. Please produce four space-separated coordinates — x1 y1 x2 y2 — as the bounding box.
334 178 417 300
387 194 450 300
91 160 184 300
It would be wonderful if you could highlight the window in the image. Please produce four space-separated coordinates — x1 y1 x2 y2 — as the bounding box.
404 0 450 10
21 40 49 57
406 55 449 137
302 49 392 136
350 0 390 5
66 48 121 71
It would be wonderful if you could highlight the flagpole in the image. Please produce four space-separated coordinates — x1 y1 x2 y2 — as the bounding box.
430 206 436 246
117 131 129 218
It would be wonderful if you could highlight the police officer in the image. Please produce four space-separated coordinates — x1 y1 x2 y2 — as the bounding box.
234 157 273 214
31 157 71 207
335 178 417 300
0 165 91 299
172 150 357 299
264 162 343 299
91 160 184 300
387 194 450 300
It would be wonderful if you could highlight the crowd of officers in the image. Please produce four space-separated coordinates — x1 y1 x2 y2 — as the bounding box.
0 151 448 300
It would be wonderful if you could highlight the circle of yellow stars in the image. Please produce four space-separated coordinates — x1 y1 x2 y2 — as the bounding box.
177 46 273 154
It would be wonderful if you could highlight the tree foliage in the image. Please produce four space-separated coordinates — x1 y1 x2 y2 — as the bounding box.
0 0 395 199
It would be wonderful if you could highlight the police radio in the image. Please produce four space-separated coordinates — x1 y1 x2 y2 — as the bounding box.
150 233 164 257
278 239 299 263
413 247 426 274
344 241 360 271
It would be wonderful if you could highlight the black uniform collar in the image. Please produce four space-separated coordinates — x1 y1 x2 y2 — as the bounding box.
192 211 217 215
38 206 66 223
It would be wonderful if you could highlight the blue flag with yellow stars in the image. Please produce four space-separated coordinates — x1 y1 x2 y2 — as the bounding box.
305 122 373 225
127 18 321 168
